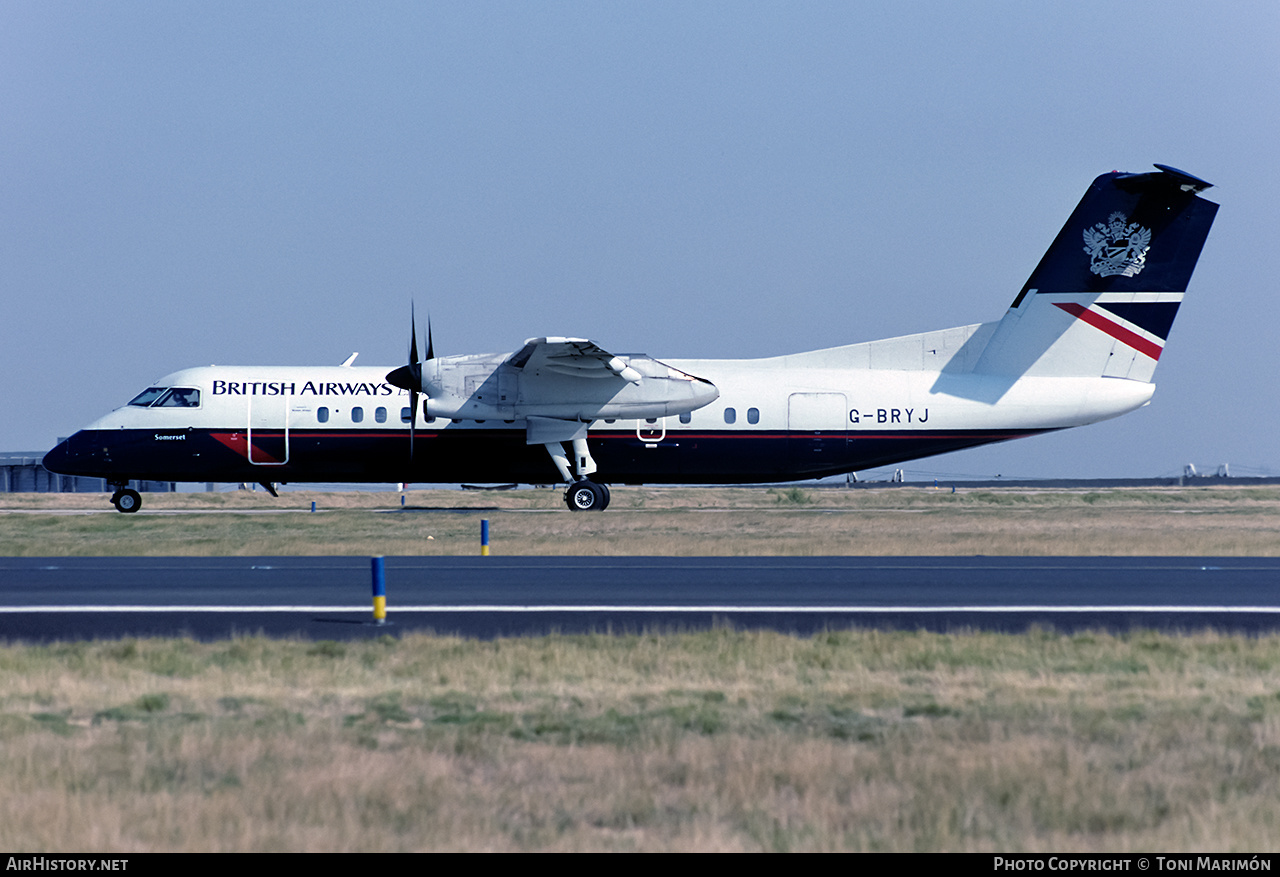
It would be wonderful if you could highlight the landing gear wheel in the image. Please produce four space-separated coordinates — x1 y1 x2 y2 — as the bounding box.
565 480 605 512
598 483 611 510
112 488 142 514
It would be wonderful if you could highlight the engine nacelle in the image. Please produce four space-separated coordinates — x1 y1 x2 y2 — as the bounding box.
422 354 717 422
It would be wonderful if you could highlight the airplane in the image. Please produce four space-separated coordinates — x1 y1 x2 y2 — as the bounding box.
43 164 1218 513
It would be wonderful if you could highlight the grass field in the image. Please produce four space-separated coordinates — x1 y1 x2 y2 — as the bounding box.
3 485 1278 851
2 629 1279 852
2 484 1279 556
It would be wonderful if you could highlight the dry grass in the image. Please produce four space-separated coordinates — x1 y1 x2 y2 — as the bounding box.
5 488 1277 850
2 630 1280 851
2 485 1279 556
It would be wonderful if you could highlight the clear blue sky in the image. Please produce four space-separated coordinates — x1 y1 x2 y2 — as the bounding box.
3 2 1276 479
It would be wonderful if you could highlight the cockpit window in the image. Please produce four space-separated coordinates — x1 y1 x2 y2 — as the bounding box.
128 387 200 408
156 388 200 407
128 387 169 407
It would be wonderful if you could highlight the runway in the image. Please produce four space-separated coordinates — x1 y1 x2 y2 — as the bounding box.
1 556 1278 641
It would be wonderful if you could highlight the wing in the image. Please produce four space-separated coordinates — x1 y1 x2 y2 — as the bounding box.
506 337 643 384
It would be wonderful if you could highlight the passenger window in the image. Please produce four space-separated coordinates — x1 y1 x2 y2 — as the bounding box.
352 407 364 423
400 407 411 423
375 407 387 423
747 407 759 424
679 412 691 424
724 408 736 424
318 407 329 423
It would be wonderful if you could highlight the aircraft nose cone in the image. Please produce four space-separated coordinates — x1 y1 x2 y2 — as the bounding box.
42 437 73 475
42 432 97 477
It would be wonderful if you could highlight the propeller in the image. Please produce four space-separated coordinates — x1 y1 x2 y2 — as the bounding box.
385 304 434 461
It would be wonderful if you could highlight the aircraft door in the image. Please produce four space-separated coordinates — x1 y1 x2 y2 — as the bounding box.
246 393 290 466
787 393 847 474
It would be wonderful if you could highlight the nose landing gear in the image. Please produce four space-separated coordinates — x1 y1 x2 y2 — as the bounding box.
111 487 142 513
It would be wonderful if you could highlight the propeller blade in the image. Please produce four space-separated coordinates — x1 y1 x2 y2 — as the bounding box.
409 302 420 367
386 304 426 392
383 303 430 463
409 305 421 462
409 389 418 461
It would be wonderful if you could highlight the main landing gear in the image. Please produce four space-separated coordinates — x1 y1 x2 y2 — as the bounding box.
111 487 142 514
564 480 611 511
540 431 611 512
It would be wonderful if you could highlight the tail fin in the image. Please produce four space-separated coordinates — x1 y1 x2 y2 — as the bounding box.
974 164 1218 381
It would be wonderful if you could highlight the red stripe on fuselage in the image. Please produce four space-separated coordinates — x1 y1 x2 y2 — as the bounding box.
210 431 282 464
1053 302 1163 360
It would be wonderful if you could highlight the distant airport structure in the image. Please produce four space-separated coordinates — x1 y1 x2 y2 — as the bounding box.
1 451 174 495
846 474 1280 489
